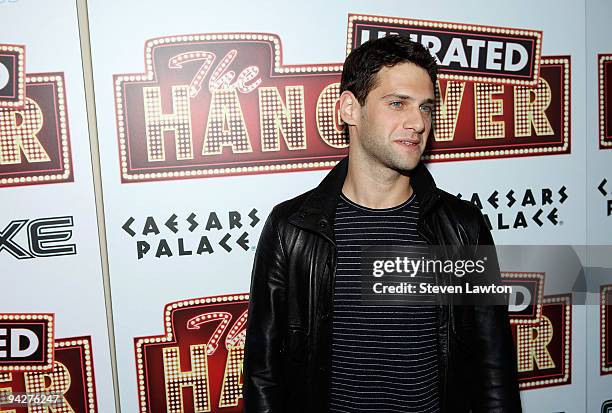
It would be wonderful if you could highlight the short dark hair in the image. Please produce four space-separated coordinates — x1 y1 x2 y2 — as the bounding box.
340 35 438 105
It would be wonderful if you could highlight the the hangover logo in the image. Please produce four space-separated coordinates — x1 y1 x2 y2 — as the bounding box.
0 336 98 413
348 15 570 163
0 314 54 372
348 14 543 85
135 294 248 413
599 54 612 149
121 209 261 260
114 33 346 183
601 284 612 375
0 44 73 187
0 216 77 260
597 178 612 218
458 186 568 230
504 274 573 389
511 294 571 390
115 22 568 183
134 288 567 410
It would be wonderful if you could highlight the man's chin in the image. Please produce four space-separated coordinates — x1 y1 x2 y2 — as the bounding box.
389 151 423 171
390 160 421 174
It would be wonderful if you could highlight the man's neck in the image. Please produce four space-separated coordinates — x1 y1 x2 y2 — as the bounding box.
342 156 413 209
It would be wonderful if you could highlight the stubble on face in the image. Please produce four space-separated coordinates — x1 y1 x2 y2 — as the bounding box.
357 106 415 174
350 63 434 175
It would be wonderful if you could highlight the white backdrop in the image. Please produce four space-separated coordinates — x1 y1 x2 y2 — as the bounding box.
0 0 609 411
0 0 116 411
86 0 593 411
586 0 612 411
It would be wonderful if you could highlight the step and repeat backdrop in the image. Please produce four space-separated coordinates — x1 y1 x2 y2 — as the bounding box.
587 0 612 412
1 0 611 412
0 1 116 412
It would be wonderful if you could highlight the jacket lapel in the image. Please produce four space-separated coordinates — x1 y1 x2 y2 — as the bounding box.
288 156 441 242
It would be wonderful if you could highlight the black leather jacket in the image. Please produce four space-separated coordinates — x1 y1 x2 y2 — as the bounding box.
244 157 521 413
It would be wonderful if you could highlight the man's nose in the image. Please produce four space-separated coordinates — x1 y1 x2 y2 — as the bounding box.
402 107 426 134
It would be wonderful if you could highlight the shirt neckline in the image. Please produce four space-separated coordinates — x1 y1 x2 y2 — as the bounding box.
339 192 416 212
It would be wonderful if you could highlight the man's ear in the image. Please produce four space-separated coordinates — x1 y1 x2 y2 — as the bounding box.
339 91 360 126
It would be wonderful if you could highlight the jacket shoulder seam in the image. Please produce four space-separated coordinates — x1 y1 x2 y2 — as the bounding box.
268 206 289 265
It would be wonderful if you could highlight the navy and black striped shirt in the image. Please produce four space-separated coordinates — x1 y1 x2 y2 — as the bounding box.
329 193 440 413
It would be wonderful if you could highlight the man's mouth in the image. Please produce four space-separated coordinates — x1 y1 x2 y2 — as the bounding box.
395 138 421 146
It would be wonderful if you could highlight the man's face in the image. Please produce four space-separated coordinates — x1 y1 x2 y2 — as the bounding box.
351 62 435 172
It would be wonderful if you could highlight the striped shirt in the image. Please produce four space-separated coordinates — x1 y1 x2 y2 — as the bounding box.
329 193 440 413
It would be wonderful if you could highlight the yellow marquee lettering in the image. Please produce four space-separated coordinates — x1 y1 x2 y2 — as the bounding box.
163 345 211 413
516 315 555 372
259 86 306 151
433 81 465 142
218 345 244 408
24 361 74 413
143 85 193 162
202 89 252 155
316 83 348 148
0 98 50 165
474 83 505 139
514 78 554 137
0 372 15 413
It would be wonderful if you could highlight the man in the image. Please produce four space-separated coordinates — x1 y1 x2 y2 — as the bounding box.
244 35 521 412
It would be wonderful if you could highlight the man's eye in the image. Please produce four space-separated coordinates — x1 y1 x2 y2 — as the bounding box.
390 101 403 109
420 105 434 113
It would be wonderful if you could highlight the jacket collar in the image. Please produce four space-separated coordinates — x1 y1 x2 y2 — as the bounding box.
288 157 440 242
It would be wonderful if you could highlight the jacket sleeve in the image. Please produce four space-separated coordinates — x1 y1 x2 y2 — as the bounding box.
470 211 522 413
243 208 287 413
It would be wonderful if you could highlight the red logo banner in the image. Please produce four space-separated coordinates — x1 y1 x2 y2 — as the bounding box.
135 294 248 413
512 294 571 390
424 56 570 162
0 70 73 187
345 16 569 163
0 336 98 412
115 31 569 183
114 34 345 183
136 288 571 408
